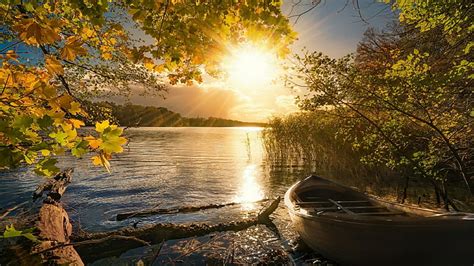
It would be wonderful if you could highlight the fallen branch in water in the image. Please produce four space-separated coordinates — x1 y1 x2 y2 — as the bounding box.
116 198 271 221
73 197 281 263
0 201 28 220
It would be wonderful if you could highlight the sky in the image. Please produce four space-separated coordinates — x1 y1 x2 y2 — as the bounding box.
124 0 395 122
1 1 395 123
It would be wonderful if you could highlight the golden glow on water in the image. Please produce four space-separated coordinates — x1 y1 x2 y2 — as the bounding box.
240 127 263 132
234 164 264 210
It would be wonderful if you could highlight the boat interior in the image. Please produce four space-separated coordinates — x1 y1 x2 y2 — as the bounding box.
293 177 407 217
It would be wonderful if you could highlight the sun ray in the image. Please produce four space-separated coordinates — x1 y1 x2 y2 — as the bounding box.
222 43 281 90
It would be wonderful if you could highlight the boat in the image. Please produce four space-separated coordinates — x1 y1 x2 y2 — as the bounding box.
284 175 474 266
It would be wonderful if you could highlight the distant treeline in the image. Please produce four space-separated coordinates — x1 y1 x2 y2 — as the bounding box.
85 102 265 127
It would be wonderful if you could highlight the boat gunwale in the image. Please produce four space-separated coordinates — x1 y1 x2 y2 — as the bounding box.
284 176 474 225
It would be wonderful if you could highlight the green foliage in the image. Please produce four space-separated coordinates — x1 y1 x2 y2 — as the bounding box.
281 1 474 199
0 225 38 242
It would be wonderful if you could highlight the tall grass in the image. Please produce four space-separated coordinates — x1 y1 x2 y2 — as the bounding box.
261 112 465 207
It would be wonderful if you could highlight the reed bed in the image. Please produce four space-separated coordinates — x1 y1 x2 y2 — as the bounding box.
260 112 460 207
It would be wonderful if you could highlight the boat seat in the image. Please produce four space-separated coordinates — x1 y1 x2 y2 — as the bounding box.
298 198 405 216
345 206 386 210
296 201 333 206
296 200 371 205
356 211 406 216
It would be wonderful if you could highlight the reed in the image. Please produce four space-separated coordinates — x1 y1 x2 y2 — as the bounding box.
261 112 472 209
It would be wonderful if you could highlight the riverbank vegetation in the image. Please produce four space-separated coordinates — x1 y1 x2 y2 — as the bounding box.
263 1 473 211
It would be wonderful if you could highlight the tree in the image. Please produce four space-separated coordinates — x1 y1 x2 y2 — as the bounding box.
289 0 473 207
0 1 296 176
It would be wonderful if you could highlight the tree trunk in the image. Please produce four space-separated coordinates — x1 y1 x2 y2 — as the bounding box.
401 175 409 204
30 169 84 266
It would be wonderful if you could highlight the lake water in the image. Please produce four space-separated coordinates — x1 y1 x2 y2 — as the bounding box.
0 127 326 264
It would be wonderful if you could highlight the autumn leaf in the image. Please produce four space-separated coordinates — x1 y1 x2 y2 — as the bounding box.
45 56 64 76
71 140 88 158
102 52 112 60
49 130 69 146
81 27 95 38
95 120 110 133
91 153 111 173
143 57 155 70
69 118 85 128
91 155 102 166
69 101 82 115
55 94 74 111
13 18 61 45
85 136 102 149
100 134 126 153
61 36 87 61
153 64 165 72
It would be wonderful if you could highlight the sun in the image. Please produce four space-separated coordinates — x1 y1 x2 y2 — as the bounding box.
222 43 280 89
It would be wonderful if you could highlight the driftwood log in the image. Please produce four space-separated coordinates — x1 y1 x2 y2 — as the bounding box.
30 169 84 266
116 198 270 221
72 197 281 263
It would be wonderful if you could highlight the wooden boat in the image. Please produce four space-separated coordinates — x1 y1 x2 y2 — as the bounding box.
284 175 474 266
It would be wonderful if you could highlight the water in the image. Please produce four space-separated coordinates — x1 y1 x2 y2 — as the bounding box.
0 127 325 264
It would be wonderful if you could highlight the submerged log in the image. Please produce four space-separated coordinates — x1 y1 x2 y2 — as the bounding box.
116 198 270 221
31 169 84 266
73 197 281 263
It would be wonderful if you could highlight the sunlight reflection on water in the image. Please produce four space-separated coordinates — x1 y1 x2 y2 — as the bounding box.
233 164 264 210
0 127 306 231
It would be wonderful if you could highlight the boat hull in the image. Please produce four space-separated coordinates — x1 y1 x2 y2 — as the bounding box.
285 177 474 266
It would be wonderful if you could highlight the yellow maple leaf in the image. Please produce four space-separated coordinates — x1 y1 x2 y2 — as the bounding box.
69 101 81 115
91 155 102 165
95 120 110 133
40 85 57 99
81 27 95 38
21 72 39 93
86 136 103 149
143 57 155 70
13 18 62 45
45 55 64 76
69 118 85 128
56 94 74 110
153 64 165 72
102 52 112 60
61 36 87 61
91 154 110 172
